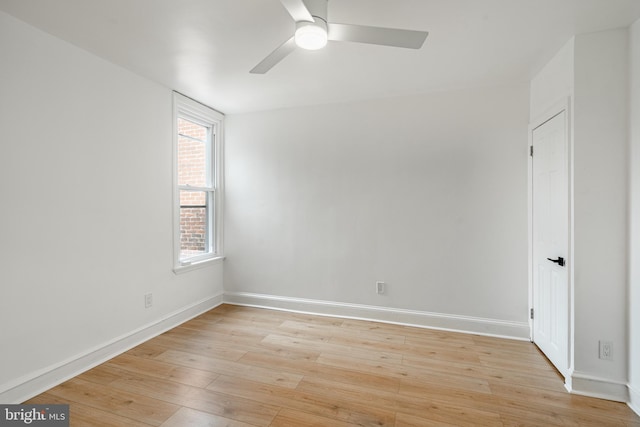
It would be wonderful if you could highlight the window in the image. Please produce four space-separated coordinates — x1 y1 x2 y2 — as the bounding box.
173 92 223 271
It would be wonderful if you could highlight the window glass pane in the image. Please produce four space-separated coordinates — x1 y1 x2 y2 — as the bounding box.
178 118 208 187
178 117 207 140
179 190 209 260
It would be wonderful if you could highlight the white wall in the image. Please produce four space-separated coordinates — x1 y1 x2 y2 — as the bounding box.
573 28 629 391
629 18 640 415
529 38 575 121
0 11 223 402
225 84 530 331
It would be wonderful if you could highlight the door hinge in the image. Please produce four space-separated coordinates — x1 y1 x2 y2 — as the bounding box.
530 146 534 157
530 308 534 319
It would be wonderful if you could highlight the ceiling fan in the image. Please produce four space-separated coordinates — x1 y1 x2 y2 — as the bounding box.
250 0 429 74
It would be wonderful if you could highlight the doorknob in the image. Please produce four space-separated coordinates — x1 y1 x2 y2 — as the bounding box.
547 257 565 267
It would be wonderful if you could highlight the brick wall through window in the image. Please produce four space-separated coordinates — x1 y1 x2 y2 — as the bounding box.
178 118 208 256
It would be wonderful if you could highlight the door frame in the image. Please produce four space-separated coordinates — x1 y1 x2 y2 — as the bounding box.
528 97 573 382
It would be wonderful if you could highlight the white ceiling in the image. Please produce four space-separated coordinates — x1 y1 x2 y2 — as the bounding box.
1 0 640 114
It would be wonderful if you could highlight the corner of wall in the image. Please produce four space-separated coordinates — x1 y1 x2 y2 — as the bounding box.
529 37 574 121
628 16 640 418
0 295 223 404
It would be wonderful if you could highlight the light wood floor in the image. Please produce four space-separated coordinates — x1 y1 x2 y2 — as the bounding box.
27 304 640 426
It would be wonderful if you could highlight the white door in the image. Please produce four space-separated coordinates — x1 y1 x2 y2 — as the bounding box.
532 110 569 377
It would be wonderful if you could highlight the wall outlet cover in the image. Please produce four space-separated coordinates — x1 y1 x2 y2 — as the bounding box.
599 341 613 361
144 293 153 308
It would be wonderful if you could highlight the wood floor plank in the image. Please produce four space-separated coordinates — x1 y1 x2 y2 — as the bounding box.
316 353 409 377
477 352 562 373
144 320 321 364
330 333 483 365
205 375 311 409
75 363 126 386
178 317 223 331
285 311 346 327
208 306 297 326
269 408 363 427
23 304 640 427
164 325 266 346
26 393 155 427
471 335 542 354
207 375 396 427
105 367 197 407
159 407 254 427
324 322 408 346
183 387 280 426
402 353 566 393
398 378 567 425
261 333 403 365
276 319 358 343
397 365 493 395
105 353 219 388
144 333 248 361
238 350 402 391
125 340 175 359
228 340 322 362
300 374 492 423
45 377 180 426
395 411 459 427
154 349 304 388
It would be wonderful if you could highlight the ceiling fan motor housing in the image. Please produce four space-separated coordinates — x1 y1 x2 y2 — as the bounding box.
302 0 328 23
295 0 328 50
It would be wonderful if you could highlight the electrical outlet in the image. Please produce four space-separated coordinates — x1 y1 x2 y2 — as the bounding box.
599 341 613 360
376 281 385 295
144 293 153 309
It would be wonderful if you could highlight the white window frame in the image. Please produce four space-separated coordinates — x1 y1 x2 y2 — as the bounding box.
173 92 224 273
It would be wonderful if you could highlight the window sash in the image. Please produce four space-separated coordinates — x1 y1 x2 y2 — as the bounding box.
179 189 215 263
177 119 214 189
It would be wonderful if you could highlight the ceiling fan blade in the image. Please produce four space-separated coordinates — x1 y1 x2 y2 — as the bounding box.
280 0 314 22
328 23 428 49
250 36 297 74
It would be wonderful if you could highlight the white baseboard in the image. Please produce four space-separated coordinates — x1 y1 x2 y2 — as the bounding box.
565 371 629 403
0 293 223 404
223 292 530 341
629 384 640 417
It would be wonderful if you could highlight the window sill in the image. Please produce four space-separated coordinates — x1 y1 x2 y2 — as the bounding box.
173 255 225 275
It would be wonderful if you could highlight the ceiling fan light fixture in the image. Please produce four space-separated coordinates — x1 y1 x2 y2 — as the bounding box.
250 0 428 74
295 20 328 50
